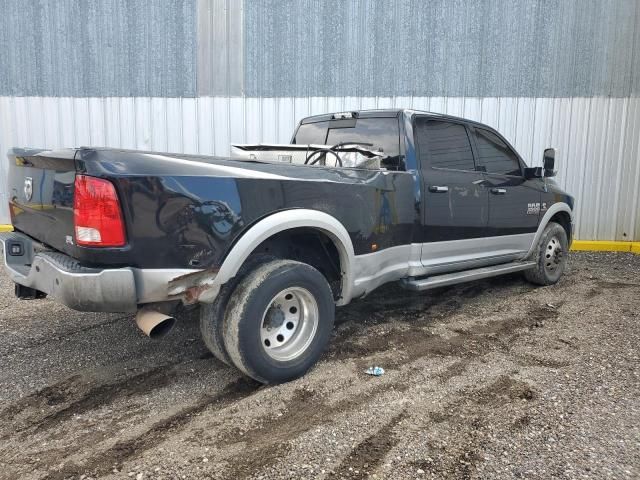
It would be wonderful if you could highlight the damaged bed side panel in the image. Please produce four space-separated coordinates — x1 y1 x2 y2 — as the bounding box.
71 148 418 271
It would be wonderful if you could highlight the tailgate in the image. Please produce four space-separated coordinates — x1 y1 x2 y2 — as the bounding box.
7 148 78 253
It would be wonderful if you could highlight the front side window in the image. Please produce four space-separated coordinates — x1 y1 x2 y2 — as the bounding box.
415 118 476 171
472 128 521 176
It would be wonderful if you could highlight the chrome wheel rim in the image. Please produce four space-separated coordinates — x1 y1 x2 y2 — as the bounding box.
544 236 564 274
260 287 319 362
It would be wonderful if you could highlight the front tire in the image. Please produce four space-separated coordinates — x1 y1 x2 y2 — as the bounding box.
524 221 568 285
223 260 335 384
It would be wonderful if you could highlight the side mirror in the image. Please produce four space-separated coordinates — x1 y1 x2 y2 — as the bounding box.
543 148 556 177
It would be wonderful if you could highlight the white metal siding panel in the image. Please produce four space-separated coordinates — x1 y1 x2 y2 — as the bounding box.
0 96 638 241
620 98 640 241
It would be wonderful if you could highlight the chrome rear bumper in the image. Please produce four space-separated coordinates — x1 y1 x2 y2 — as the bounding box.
1 232 137 312
0 232 202 312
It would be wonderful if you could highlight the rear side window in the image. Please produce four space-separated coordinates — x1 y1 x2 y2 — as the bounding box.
415 118 475 171
292 121 330 145
472 128 521 176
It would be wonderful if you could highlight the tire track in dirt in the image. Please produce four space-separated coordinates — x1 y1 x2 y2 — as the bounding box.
329 410 407 479
211 367 426 479
0 356 211 439
40 296 564 478
2 367 173 438
594 280 640 290
0 315 131 356
220 388 322 478
340 374 536 480
43 377 261 480
411 375 537 480
220 385 394 478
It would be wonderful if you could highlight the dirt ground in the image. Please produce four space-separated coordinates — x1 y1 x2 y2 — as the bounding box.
0 252 638 480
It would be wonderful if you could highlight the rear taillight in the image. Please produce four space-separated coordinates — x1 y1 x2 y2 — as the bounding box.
73 175 126 247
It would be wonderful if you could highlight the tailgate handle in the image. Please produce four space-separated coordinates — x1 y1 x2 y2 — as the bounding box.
429 185 449 193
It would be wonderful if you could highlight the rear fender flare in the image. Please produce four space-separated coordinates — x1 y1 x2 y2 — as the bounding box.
216 209 356 305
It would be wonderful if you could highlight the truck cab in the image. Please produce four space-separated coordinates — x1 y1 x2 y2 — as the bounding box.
291 109 573 277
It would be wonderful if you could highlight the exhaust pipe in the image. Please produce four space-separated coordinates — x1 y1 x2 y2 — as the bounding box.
136 308 176 339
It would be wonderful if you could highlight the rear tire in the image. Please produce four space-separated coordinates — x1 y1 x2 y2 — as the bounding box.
223 260 335 384
524 221 568 285
199 254 274 365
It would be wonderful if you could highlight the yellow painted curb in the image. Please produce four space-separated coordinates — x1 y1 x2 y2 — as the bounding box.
571 240 639 253
0 225 14 232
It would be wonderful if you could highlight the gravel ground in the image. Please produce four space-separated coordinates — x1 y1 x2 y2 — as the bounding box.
0 252 638 480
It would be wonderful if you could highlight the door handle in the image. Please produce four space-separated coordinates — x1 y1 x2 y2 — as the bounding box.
429 185 449 193
490 188 507 195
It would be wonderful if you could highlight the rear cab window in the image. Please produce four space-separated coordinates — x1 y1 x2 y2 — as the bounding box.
293 116 402 169
414 117 476 171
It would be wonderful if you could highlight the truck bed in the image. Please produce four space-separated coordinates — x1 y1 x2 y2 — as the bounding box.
7 147 415 270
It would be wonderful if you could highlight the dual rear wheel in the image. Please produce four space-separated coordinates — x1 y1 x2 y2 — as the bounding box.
200 259 335 384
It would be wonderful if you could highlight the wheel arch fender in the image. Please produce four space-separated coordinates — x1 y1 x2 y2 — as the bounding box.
525 202 573 258
216 209 356 305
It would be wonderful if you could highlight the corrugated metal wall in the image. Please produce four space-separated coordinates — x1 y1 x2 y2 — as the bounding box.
244 0 640 97
0 0 197 97
197 0 243 96
1 95 638 241
5 0 637 98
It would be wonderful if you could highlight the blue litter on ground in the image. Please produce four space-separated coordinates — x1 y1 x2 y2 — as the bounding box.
365 366 385 376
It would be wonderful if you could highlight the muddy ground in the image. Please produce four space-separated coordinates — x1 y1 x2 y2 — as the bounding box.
0 252 638 480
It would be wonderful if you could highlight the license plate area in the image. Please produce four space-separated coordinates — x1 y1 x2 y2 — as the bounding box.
1 233 35 268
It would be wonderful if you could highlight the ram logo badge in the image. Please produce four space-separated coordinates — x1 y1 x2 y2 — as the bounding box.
24 177 33 202
527 202 541 215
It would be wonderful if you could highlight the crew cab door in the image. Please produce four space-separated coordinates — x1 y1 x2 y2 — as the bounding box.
414 117 492 273
468 126 541 243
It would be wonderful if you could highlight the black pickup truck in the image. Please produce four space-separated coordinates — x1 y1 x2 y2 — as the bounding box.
1 109 574 383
